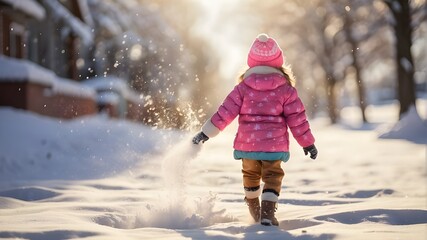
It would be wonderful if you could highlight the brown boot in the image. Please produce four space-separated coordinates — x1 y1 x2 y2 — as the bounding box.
260 200 279 226
245 197 260 222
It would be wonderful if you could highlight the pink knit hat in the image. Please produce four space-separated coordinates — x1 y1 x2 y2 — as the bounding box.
247 33 284 68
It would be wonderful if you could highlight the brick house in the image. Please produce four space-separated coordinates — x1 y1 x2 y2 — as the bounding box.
83 76 144 121
0 0 97 118
0 0 146 121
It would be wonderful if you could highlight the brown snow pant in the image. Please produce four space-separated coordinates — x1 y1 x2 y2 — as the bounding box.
242 159 284 196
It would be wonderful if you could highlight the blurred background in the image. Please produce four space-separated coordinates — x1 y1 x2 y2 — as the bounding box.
0 0 426 129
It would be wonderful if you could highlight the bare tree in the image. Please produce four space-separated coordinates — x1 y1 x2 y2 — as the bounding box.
257 0 396 124
297 2 346 124
340 2 369 123
244 0 344 123
383 0 418 118
338 0 389 123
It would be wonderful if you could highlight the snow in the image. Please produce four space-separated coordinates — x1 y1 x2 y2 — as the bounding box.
83 76 143 103
0 56 96 99
87 0 127 36
400 57 413 73
41 0 94 45
379 105 427 144
53 78 96 99
391 1 402 13
0 55 55 86
97 92 120 105
76 0 94 26
0 0 46 20
0 102 426 240
95 14 122 36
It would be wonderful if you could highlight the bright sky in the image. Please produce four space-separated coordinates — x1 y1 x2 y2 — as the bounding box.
194 0 260 87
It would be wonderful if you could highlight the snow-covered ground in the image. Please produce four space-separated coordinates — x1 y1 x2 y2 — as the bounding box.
0 101 426 240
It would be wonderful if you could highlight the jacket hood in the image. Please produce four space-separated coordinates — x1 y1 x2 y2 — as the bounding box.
243 66 287 91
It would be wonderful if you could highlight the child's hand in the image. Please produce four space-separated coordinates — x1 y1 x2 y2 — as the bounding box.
303 145 318 160
192 132 209 144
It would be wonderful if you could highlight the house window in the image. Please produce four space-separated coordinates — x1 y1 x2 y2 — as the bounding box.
0 13 9 56
9 22 26 59
0 12 26 59
0 14 3 54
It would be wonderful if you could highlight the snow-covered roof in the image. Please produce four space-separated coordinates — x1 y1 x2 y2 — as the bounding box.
0 55 55 86
0 0 46 20
97 92 120 105
83 76 128 94
97 14 122 36
101 0 133 31
87 0 124 37
41 0 93 45
82 76 143 103
54 78 96 99
0 56 96 99
76 0 94 26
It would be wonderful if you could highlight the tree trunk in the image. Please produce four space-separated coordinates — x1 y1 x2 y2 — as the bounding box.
344 11 368 123
66 35 79 81
327 77 338 124
353 60 368 123
385 0 416 119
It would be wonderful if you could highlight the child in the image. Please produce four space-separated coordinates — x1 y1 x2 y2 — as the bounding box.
192 33 317 226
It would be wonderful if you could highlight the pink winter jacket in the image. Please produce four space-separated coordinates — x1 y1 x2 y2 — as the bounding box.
202 66 315 153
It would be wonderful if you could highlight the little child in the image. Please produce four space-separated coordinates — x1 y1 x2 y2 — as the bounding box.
193 33 317 226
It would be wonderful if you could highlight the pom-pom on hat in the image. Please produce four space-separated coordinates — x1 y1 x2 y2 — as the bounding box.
247 33 284 68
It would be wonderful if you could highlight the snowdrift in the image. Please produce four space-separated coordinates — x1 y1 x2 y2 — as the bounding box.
0 106 426 239
378 106 427 144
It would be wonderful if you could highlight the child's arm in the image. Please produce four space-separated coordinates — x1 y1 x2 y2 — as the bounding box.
193 84 244 143
283 87 316 153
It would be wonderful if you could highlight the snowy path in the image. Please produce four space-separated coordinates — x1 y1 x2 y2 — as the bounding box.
0 107 426 239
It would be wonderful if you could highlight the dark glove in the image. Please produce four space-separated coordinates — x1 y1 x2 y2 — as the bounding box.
303 144 318 160
192 132 209 144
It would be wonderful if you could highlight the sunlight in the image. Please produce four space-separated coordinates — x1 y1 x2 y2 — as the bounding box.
130 44 143 61
1 0 426 238
194 0 258 88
